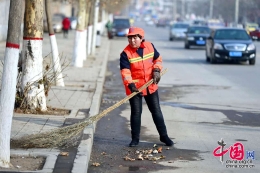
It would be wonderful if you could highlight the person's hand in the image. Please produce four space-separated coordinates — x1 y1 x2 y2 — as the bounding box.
128 83 139 93
128 83 143 97
153 68 161 84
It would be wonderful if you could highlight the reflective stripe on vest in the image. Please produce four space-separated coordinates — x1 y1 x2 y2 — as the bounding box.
122 41 158 96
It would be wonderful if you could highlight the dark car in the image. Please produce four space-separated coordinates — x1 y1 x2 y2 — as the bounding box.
206 28 256 65
184 26 210 49
111 17 130 37
156 18 167 27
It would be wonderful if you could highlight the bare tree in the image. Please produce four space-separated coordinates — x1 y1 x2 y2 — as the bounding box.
0 0 24 168
21 0 47 111
45 0 64 86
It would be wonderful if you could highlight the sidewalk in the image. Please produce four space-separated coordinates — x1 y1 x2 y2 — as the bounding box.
0 31 110 173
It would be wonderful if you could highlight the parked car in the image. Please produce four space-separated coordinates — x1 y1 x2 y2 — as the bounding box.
169 22 189 41
111 16 130 38
184 25 210 49
206 28 256 65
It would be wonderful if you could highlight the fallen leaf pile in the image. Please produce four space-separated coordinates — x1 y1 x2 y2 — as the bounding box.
123 145 168 162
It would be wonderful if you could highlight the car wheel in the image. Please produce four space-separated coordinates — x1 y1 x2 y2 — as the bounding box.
249 58 255 65
169 37 173 41
185 43 190 49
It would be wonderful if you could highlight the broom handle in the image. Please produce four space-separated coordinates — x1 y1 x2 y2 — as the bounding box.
91 68 168 122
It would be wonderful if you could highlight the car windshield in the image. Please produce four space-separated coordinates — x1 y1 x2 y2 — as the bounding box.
172 23 189 29
113 19 130 28
188 27 210 34
214 30 251 40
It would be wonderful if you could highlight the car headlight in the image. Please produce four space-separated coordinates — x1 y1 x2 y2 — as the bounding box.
247 43 256 51
187 37 194 41
214 43 223 50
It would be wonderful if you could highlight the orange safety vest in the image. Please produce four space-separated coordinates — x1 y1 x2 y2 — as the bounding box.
121 41 162 96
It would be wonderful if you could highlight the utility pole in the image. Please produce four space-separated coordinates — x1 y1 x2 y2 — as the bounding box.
172 0 176 21
181 0 185 19
235 0 239 24
209 0 213 19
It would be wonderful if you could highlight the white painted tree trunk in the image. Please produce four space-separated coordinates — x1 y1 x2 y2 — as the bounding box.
72 0 86 67
88 25 93 55
0 47 19 168
49 34 64 86
91 0 100 55
21 39 47 111
82 30 87 61
0 0 23 168
73 30 86 67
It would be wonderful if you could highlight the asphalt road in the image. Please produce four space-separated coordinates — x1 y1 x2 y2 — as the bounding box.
88 22 260 173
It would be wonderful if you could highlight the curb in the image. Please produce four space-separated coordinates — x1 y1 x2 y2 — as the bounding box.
72 38 110 173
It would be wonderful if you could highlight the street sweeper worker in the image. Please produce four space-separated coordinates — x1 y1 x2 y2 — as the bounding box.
119 27 174 147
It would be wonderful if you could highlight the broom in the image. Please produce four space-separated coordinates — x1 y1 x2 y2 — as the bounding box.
11 69 168 148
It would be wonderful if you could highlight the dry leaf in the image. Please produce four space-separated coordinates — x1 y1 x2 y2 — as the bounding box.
101 152 107 155
168 161 173 163
92 162 101 167
157 147 162 153
160 155 166 159
123 156 135 161
153 150 158 154
59 152 69 156
137 154 144 160
153 144 157 148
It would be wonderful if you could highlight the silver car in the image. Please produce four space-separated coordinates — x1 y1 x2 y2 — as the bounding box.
169 22 189 41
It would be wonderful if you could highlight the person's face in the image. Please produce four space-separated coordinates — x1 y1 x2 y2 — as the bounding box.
128 35 142 48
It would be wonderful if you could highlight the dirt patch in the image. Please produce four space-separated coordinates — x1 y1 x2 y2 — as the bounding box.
14 106 71 115
0 156 45 171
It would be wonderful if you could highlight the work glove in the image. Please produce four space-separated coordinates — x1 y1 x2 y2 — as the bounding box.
153 68 161 84
128 83 143 97
128 83 139 93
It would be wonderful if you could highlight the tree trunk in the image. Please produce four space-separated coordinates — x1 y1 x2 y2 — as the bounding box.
91 0 99 55
21 0 47 111
72 0 86 67
85 0 91 59
0 0 23 168
88 0 95 56
45 0 64 87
